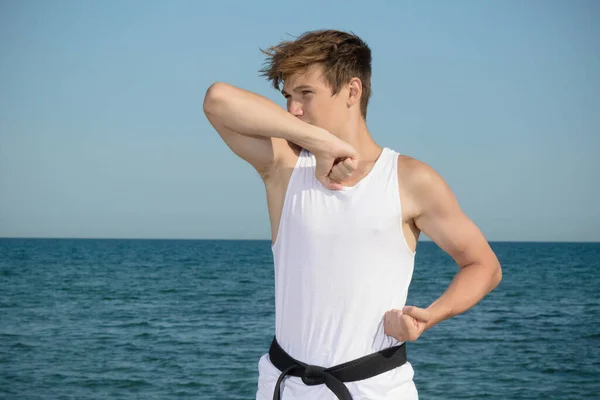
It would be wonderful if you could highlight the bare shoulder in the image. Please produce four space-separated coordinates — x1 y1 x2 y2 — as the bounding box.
397 155 439 184
398 154 499 270
397 155 454 219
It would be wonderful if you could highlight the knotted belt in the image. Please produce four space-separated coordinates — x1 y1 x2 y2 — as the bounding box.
268 337 407 400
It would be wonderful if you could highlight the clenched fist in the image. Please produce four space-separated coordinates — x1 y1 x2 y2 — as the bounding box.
328 157 358 186
312 136 357 190
384 306 431 342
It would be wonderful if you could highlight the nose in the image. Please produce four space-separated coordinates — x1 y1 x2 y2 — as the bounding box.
287 100 304 117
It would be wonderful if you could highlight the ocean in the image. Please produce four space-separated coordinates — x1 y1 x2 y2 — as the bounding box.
1 239 599 399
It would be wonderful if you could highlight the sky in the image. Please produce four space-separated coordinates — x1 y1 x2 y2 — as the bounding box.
0 0 598 242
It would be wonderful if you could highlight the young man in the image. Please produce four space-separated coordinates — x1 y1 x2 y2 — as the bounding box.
203 30 502 400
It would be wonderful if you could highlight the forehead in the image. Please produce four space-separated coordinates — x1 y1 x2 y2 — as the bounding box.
282 64 328 91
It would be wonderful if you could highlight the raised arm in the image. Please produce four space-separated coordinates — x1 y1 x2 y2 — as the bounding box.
202 82 355 186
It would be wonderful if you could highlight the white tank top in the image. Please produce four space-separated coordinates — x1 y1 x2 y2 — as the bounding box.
257 147 419 400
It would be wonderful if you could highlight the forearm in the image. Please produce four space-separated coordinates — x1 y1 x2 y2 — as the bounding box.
203 82 335 153
424 260 502 331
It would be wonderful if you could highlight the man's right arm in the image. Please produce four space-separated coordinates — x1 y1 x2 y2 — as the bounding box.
202 82 355 188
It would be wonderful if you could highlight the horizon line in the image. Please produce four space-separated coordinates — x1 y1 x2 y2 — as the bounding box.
0 236 598 244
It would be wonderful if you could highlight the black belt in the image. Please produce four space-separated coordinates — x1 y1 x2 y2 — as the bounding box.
268 337 407 400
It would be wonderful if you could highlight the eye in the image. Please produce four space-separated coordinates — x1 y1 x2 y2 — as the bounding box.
302 90 312 96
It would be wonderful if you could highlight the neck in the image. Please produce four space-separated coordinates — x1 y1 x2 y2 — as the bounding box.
331 116 384 187
334 117 382 162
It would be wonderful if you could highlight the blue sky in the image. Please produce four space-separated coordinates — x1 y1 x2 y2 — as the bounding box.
1 0 598 242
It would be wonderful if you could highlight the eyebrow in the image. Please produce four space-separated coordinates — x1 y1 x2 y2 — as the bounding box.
281 85 315 96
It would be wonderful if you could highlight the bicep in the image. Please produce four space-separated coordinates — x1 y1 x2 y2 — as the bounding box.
208 117 273 172
412 167 496 268
203 83 293 177
206 116 292 178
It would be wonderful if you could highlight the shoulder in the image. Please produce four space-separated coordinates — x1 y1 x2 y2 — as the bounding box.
396 154 455 219
397 155 447 192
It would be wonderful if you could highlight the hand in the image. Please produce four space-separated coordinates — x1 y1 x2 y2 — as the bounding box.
384 306 431 342
327 158 358 187
313 136 357 190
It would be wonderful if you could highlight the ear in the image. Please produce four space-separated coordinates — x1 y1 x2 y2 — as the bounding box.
347 78 362 109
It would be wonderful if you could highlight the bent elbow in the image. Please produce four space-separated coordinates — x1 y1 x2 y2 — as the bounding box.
491 262 503 290
203 82 231 117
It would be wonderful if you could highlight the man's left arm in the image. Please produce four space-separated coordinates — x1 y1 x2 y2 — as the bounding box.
409 161 503 332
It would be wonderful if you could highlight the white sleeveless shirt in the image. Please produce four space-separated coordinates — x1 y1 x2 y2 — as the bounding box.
256 147 419 400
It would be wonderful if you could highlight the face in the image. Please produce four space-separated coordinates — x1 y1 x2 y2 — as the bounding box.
281 63 351 135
